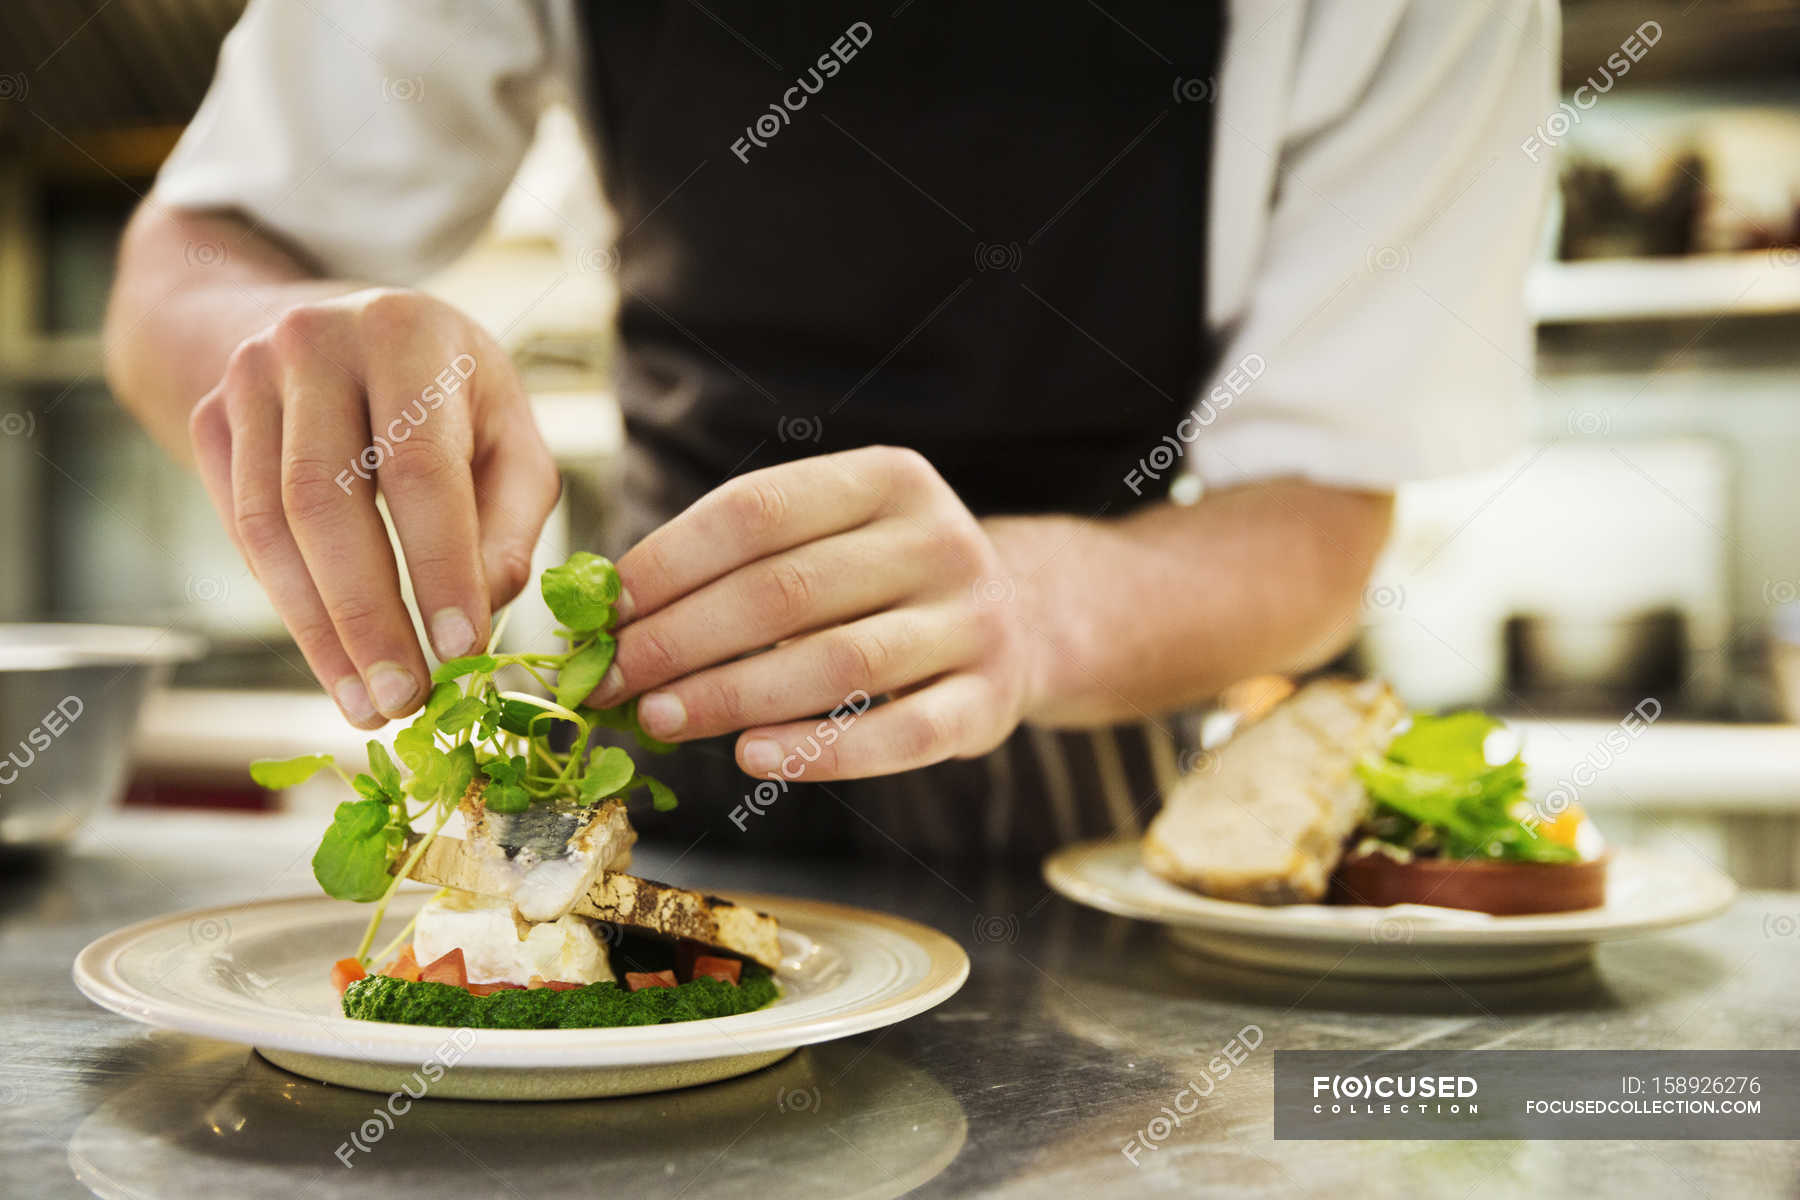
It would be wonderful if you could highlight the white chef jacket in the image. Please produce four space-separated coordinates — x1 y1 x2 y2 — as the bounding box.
154 0 1558 493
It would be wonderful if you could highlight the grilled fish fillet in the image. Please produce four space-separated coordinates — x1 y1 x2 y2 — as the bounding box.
455 789 637 923
1143 677 1403 904
405 790 782 968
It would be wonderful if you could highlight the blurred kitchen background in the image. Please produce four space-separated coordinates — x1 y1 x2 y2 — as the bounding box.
0 2 1797 879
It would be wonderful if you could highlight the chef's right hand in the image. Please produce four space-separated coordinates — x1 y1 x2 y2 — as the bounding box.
186 287 560 729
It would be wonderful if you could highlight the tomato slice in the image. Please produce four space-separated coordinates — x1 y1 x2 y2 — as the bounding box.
624 969 678 991
466 980 525 996
379 944 422 982
419 947 468 988
330 957 367 995
691 955 742 985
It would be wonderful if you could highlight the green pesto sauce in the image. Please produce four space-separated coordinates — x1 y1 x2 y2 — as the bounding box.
341 965 778 1029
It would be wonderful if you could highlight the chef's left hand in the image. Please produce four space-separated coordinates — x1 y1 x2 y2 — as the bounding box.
588 446 1044 782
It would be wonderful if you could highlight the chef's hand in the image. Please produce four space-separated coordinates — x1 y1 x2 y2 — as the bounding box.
187 288 560 729
592 447 1044 782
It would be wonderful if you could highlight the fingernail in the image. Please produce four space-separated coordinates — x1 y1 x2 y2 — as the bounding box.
589 664 625 706
429 607 478 658
366 662 419 715
613 587 635 623
334 677 377 724
638 692 686 738
742 738 782 776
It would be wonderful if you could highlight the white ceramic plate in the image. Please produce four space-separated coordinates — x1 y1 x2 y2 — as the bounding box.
74 888 968 1100
1043 839 1737 979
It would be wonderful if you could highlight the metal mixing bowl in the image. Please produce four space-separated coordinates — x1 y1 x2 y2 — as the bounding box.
0 624 205 851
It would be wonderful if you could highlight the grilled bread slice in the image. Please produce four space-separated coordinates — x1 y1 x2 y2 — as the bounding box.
1143 677 1403 904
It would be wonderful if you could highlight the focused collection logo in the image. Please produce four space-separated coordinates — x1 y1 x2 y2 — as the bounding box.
1311 1074 1480 1117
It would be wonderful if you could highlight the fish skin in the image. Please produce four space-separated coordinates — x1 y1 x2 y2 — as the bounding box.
457 787 637 922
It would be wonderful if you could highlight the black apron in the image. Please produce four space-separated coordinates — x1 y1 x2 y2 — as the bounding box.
576 2 1224 860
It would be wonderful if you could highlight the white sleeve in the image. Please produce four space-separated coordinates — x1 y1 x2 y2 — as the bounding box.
153 0 571 283
1192 0 1559 492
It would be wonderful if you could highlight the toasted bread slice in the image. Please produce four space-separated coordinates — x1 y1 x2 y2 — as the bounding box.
406 831 784 968
1143 677 1403 904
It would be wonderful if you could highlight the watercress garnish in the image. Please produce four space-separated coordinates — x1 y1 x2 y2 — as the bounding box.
248 753 334 790
252 551 676 965
310 799 395 902
540 550 621 632
431 653 497 684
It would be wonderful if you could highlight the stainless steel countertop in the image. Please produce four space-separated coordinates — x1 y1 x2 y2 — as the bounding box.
5 810 1799 1199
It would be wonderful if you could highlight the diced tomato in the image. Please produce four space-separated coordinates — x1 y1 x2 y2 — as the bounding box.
527 976 585 991
379 944 422 982
330 957 367 996
625 969 678 991
466 980 526 996
419 947 468 988
691 955 742 986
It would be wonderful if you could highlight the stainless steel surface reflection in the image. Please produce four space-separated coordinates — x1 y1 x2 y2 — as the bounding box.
8 811 1800 1198
67 1041 965 1199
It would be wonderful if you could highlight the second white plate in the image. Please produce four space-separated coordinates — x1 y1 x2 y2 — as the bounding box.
74 888 969 1099
1043 839 1736 979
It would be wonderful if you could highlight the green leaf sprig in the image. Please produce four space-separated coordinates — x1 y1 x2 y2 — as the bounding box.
1354 711 1577 863
249 551 678 965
